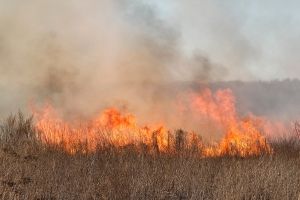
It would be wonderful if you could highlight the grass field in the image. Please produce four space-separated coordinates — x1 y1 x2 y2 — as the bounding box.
0 114 300 200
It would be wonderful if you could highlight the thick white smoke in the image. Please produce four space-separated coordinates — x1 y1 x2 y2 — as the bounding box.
0 0 300 124
0 0 223 120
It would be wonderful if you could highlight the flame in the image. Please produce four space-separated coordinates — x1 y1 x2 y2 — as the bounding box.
32 88 273 157
33 105 169 153
190 89 273 156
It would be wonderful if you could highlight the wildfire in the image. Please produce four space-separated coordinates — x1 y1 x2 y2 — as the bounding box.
33 105 169 154
189 88 273 157
32 88 273 157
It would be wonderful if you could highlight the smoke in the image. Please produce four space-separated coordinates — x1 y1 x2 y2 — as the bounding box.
0 0 221 122
0 0 300 125
159 0 300 80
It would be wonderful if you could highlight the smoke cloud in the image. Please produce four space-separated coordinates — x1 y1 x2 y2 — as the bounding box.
0 0 222 121
0 0 300 124
157 0 300 80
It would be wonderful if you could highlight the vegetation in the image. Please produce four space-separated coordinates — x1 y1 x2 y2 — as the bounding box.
0 113 299 200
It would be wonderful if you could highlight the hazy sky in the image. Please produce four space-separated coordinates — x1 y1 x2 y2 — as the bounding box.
150 0 300 80
1 0 300 81
0 0 300 117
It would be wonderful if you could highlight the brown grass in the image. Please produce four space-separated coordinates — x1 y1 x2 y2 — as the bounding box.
0 114 300 200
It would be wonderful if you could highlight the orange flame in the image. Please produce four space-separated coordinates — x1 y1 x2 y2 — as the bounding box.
33 105 169 153
190 89 272 156
32 88 273 157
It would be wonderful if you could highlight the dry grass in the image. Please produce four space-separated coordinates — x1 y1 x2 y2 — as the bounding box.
0 114 300 200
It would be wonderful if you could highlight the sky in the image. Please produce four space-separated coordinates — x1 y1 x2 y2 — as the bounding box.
0 0 300 117
150 0 300 80
1 0 300 81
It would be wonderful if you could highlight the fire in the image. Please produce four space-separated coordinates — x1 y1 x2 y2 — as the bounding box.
96 108 136 129
32 88 273 157
203 121 272 157
33 105 169 153
190 89 273 156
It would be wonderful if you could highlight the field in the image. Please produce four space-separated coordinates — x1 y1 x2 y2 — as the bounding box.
0 114 300 200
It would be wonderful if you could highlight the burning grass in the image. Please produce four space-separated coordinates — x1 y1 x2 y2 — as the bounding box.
0 89 299 199
0 113 300 200
32 105 273 157
31 88 274 157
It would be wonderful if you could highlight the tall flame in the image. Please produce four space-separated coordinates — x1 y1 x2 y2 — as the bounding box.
33 88 273 157
189 89 273 156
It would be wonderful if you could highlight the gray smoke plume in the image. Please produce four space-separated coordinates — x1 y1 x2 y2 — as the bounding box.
0 0 300 127
0 0 222 122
